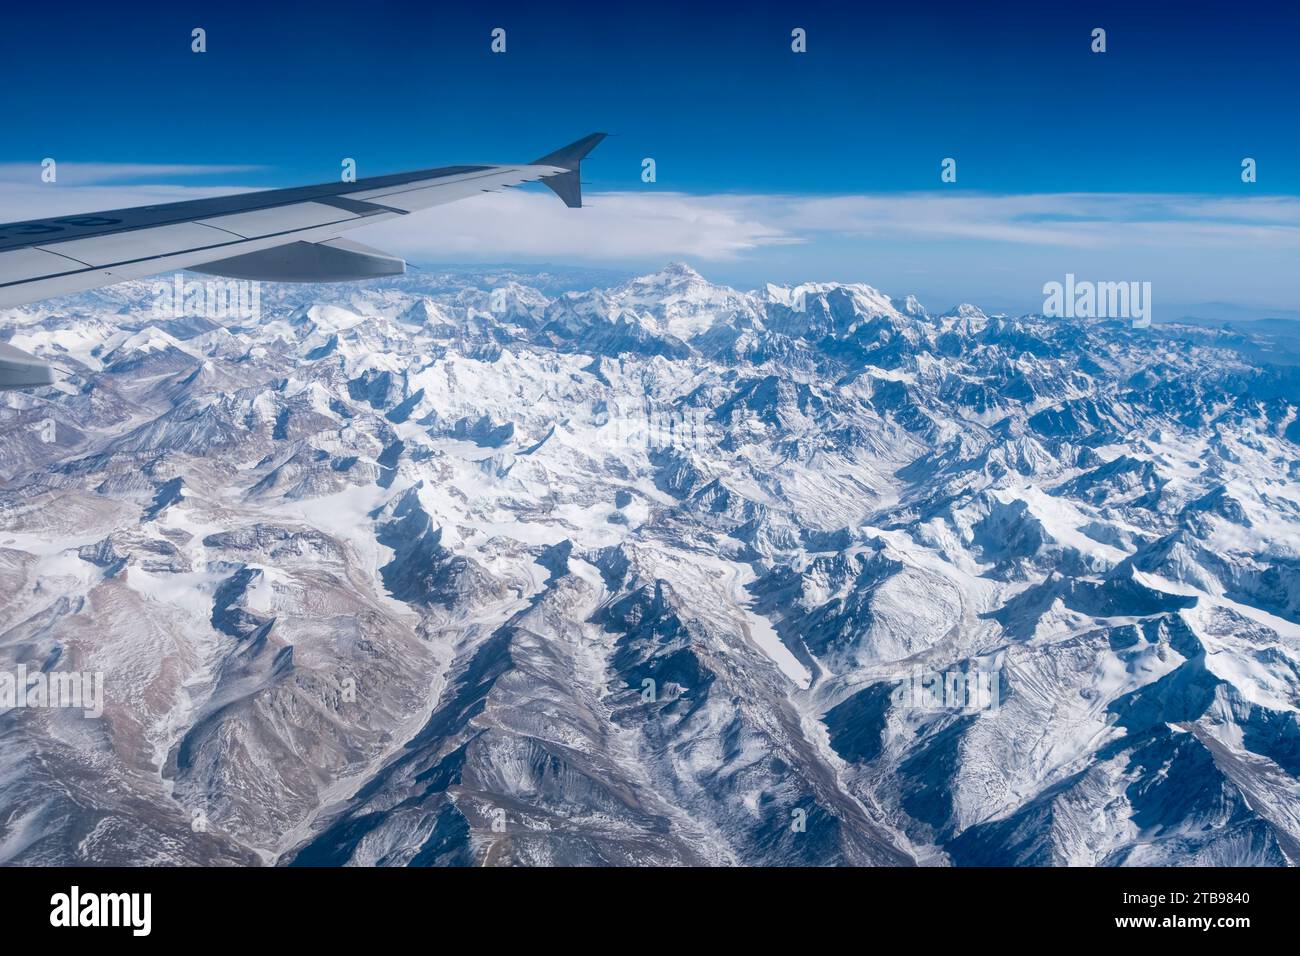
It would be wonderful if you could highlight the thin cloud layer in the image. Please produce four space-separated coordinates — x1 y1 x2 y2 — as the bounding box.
362 190 798 261
773 192 1300 249
1 177 1294 257
365 189 1300 259
0 162 266 185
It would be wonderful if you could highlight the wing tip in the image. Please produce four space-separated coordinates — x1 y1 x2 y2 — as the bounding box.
531 132 608 170
533 133 607 208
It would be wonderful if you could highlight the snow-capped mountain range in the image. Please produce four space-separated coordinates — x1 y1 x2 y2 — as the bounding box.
1 262 1297 866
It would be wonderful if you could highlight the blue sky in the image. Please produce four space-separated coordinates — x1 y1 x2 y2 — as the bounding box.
1 0 1297 316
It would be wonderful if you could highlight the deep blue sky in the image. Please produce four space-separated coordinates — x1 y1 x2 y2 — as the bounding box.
1 1 1296 315
2 0 1295 194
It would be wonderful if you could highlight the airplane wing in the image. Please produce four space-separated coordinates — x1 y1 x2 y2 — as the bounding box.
0 132 605 388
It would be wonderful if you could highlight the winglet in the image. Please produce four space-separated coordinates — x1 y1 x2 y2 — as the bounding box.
532 132 606 208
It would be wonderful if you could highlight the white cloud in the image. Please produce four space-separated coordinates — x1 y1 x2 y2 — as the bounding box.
0 162 265 185
0 176 1295 266
768 192 1300 249
360 189 799 261
362 189 1300 260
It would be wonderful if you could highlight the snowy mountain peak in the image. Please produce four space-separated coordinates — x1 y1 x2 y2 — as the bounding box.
940 302 988 320
892 294 929 318
656 260 705 281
